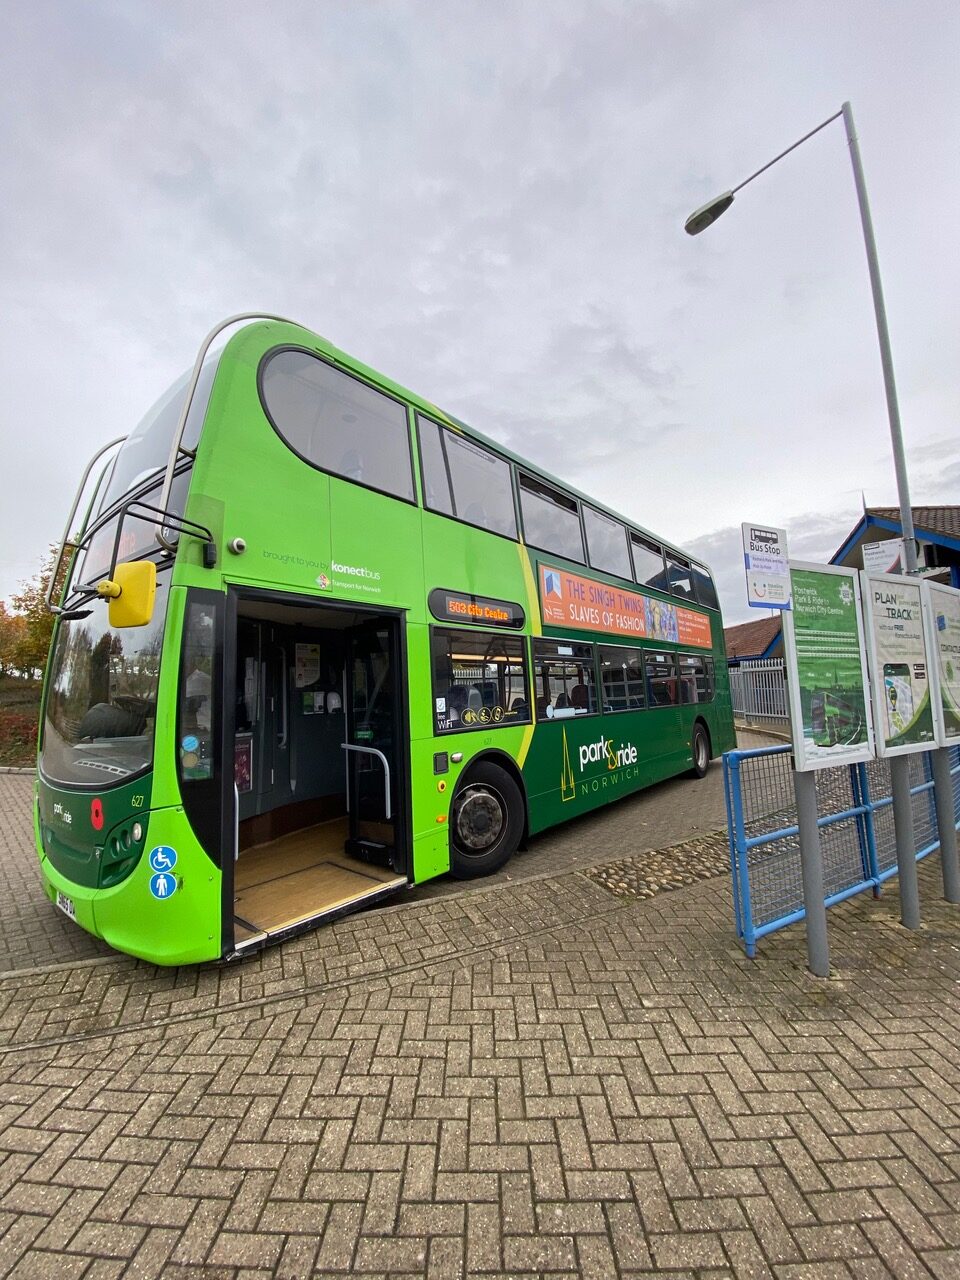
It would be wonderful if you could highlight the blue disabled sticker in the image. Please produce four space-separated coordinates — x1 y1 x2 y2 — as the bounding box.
149 846 177 873
181 734 199 752
149 872 178 900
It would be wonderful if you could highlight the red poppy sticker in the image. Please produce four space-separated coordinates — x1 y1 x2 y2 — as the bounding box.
90 798 104 831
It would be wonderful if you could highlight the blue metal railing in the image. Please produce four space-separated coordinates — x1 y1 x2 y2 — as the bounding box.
723 744 960 956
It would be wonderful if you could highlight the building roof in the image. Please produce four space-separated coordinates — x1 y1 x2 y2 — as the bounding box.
865 506 960 541
723 615 782 660
831 504 960 572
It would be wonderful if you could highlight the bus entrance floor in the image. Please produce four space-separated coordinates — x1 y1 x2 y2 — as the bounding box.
233 818 405 942
1 761 959 1278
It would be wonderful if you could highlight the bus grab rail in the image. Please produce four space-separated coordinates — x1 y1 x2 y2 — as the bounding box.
45 436 127 615
340 743 392 821
154 311 305 552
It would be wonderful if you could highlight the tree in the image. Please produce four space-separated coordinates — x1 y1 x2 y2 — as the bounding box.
0 603 27 678
7 547 60 681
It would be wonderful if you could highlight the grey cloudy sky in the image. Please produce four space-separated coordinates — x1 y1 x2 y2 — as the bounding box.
3 1 958 624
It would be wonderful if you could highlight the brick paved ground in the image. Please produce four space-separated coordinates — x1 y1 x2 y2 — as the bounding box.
1 764 959 1277
0 775 114 974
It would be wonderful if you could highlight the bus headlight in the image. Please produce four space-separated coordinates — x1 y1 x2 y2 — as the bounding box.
132 822 143 843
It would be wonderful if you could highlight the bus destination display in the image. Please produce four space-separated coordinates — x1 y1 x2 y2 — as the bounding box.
429 589 524 629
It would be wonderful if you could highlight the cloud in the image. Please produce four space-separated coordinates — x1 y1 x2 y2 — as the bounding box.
2 2 959 609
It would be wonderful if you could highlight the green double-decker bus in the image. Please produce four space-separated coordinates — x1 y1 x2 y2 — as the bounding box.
35 314 735 965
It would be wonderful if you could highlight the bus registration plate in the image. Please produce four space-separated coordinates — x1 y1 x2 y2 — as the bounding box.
56 891 76 921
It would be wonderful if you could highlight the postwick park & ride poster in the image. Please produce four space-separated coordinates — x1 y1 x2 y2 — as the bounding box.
782 563 874 772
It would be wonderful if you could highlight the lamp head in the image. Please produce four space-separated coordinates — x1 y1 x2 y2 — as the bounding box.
684 191 735 235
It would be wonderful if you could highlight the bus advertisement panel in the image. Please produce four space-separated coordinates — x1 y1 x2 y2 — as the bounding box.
782 563 874 771
539 565 713 648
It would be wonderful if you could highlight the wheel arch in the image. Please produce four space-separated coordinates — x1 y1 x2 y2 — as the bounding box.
692 716 713 758
454 748 530 847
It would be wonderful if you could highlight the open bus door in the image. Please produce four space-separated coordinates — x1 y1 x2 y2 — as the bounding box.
226 592 408 955
343 619 404 867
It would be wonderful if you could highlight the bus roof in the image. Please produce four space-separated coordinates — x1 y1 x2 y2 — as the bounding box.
237 317 716 578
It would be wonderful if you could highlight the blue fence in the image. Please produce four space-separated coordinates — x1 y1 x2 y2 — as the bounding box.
723 744 960 956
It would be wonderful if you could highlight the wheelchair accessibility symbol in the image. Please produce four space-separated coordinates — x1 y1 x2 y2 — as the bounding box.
149 846 177 873
149 872 178 900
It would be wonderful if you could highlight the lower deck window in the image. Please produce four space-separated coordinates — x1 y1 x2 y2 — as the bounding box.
431 629 530 732
678 652 715 704
645 650 679 707
533 639 597 719
598 645 645 712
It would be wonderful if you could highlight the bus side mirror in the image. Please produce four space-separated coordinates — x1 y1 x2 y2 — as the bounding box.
96 561 157 628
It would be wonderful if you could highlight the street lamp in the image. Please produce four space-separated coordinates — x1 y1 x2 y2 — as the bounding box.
685 101 917 573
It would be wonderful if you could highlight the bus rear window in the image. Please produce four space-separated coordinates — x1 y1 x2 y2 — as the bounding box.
260 349 415 502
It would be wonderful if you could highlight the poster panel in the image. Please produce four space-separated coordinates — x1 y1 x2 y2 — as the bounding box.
782 562 874 771
860 571 938 756
295 643 321 689
925 580 960 745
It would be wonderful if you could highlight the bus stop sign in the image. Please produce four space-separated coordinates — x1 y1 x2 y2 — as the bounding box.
742 523 791 610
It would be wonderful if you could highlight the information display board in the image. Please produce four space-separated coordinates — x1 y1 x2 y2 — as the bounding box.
860 572 938 757
925 580 960 745
782 562 874 771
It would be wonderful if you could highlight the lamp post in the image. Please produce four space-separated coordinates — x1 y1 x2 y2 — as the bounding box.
685 103 942 968
685 101 917 573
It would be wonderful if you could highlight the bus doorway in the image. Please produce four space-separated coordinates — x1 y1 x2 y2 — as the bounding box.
226 592 408 953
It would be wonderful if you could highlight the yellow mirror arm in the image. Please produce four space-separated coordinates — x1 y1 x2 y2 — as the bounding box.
96 579 122 600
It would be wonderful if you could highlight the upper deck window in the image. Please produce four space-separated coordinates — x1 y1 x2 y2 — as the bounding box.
260 349 415 502
631 535 667 591
666 553 694 600
418 417 517 538
691 563 720 610
98 361 218 515
584 506 631 579
519 475 584 563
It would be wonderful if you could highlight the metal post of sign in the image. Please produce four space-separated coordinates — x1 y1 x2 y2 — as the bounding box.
931 749 960 904
890 756 921 928
793 770 830 977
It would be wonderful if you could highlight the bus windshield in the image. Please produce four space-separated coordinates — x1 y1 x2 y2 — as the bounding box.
40 575 169 787
97 357 218 517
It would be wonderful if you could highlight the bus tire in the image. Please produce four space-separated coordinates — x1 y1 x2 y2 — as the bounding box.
450 761 524 879
689 722 711 779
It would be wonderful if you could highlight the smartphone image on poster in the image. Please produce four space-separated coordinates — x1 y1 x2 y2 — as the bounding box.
883 661 913 737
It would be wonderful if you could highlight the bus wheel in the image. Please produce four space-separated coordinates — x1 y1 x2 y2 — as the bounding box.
689 723 711 779
450 762 523 878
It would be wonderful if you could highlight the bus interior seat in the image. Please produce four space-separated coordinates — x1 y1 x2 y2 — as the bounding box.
467 688 483 711
570 683 589 710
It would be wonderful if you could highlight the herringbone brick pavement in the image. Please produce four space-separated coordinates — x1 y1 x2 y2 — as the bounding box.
1 771 959 1277
1 837 959 1273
